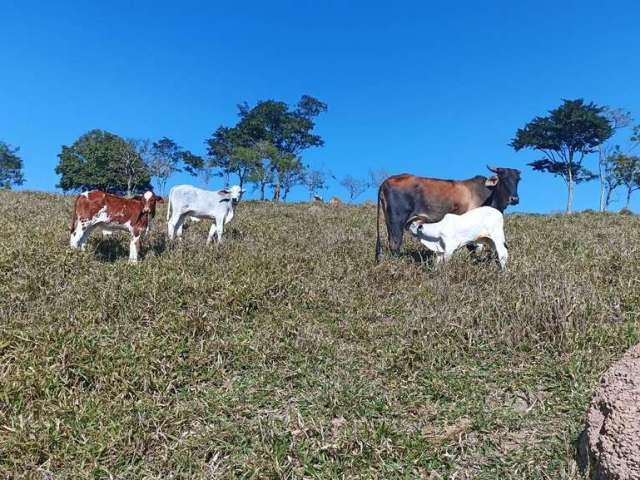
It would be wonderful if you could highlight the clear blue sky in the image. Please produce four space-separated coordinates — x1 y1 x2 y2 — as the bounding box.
2 0 639 212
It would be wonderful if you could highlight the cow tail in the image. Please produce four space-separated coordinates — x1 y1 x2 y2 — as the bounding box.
375 185 383 263
70 197 78 233
166 189 172 221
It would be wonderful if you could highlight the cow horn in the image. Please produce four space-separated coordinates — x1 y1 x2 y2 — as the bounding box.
487 165 498 173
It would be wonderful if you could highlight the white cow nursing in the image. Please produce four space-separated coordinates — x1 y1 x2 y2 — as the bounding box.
407 206 508 270
166 185 244 244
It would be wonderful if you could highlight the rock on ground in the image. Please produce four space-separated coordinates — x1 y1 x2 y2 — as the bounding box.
578 343 640 479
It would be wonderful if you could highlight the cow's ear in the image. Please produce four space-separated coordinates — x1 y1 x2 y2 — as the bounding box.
156 196 165 203
485 176 499 187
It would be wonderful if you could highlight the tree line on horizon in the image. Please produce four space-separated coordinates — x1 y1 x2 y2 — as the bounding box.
1 97 640 212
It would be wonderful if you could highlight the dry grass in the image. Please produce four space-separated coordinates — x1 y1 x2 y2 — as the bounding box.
1 190 639 479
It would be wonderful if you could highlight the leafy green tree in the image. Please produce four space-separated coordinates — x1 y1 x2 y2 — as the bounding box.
205 96 326 199
248 141 277 200
511 99 613 213
207 129 262 188
230 145 263 189
236 95 326 201
610 150 640 209
179 150 208 187
147 137 183 195
206 126 241 185
0 141 25 189
279 156 306 201
56 129 151 194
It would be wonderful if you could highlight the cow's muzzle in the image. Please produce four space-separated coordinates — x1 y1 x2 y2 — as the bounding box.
509 196 519 205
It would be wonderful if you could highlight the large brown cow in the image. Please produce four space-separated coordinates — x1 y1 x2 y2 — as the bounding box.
70 190 163 262
375 166 521 261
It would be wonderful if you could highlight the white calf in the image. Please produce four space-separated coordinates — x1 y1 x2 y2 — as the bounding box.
407 206 508 270
166 184 244 244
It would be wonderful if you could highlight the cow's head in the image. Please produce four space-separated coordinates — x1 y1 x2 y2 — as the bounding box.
220 185 245 205
141 191 164 217
485 165 521 211
405 214 430 237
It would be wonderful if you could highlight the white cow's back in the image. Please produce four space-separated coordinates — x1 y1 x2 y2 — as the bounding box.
169 185 228 219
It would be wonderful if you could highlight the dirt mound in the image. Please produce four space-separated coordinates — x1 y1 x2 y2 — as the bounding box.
578 343 640 479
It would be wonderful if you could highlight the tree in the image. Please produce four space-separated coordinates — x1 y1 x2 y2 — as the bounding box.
597 108 632 211
205 95 326 200
611 150 640 209
235 95 327 201
340 175 368 202
305 169 327 200
248 140 277 200
206 126 242 186
116 139 152 196
368 169 389 189
0 141 25 189
600 152 621 210
56 129 151 193
181 151 209 185
279 157 306 201
229 145 262 189
511 99 613 213
147 137 183 195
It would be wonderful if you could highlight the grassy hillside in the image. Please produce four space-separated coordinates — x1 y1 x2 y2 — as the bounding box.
1 190 638 479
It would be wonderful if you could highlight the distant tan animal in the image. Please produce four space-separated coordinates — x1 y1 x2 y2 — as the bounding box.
328 196 343 207
312 195 323 204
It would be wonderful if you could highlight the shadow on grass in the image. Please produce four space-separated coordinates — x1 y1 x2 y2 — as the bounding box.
384 244 498 268
92 234 167 263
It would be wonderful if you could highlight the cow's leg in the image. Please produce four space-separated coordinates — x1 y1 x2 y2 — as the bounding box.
167 219 174 240
207 218 224 245
70 222 87 249
73 222 98 251
167 212 185 240
167 213 178 240
174 214 187 239
176 215 188 239
129 230 142 263
436 241 454 267
224 208 234 225
214 217 225 244
206 222 217 245
387 221 404 256
491 234 509 270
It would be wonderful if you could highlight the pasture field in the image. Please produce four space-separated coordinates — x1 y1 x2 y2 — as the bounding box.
1 190 639 479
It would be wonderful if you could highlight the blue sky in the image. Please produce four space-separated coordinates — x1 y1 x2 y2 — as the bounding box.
2 0 639 212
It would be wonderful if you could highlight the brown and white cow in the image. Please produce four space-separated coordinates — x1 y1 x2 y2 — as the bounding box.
70 191 163 262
